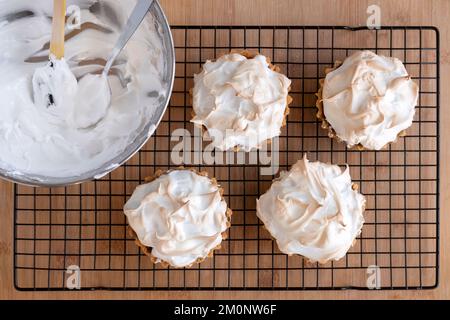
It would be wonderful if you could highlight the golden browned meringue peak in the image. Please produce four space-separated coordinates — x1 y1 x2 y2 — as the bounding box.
256 155 366 264
124 169 230 268
320 50 419 150
191 52 291 151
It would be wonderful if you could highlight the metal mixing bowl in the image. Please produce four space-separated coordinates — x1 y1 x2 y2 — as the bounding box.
0 1 175 187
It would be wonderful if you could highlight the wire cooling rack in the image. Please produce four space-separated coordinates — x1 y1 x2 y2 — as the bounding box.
14 26 440 291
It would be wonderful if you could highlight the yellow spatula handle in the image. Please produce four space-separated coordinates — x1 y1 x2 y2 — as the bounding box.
49 0 66 59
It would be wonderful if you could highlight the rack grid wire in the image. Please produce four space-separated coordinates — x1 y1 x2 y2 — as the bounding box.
14 26 440 291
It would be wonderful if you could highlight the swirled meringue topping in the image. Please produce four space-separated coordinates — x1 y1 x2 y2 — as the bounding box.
322 50 419 150
124 170 229 268
192 53 291 151
256 156 365 264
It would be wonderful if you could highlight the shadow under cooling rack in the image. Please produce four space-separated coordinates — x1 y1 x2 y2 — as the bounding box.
14 26 440 291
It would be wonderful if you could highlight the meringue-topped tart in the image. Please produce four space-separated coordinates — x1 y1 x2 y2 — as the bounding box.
124 169 232 268
317 50 419 150
256 156 366 264
191 51 292 151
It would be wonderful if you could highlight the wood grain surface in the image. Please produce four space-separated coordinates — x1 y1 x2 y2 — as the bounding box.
1 0 449 300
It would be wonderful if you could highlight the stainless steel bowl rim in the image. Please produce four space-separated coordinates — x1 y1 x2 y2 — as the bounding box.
0 2 175 187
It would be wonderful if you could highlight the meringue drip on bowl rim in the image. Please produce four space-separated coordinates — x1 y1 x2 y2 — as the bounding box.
191 51 292 152
256 156 366 264
317 50 419 151
124 169 232 268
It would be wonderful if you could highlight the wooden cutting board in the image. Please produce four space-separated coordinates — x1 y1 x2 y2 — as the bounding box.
1 0 449 299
